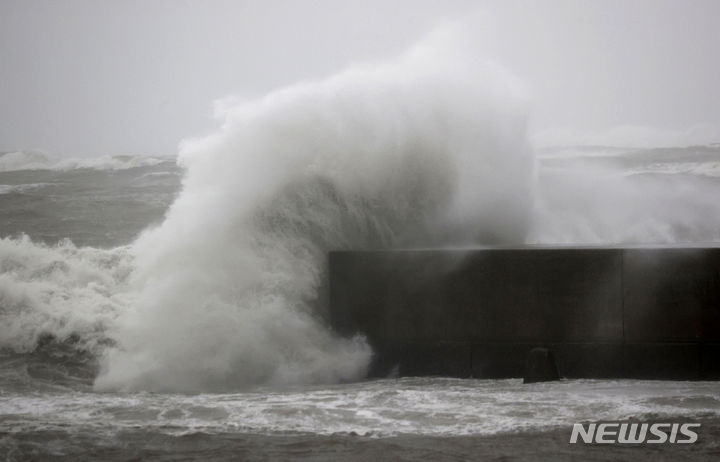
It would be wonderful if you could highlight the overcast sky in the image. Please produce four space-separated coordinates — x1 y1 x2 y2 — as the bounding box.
1 0 719 156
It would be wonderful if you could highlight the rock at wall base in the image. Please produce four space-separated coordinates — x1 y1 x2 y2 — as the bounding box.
523 347 560 384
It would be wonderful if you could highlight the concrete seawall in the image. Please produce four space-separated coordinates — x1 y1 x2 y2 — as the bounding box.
328 248 720 380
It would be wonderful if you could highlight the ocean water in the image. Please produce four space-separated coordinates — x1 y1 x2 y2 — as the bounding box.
0 155 179 248
1 147 720 460
2 29 720 459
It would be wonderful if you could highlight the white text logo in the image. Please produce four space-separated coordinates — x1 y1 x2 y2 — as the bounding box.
569 422 700 444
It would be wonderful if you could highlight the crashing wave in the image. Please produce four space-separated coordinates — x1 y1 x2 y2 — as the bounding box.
93 24 533 392
0 235 132 354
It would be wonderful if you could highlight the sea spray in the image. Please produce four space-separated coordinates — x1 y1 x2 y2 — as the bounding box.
93 25 534 391
531 155 720 244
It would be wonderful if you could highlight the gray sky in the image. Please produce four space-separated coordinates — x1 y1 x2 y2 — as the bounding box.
1 0 719 156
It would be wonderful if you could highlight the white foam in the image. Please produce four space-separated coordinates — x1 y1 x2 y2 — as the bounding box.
627 161 720 178
0 236 133 353
2 378 718 437
0 151 172 172
0 183 49 195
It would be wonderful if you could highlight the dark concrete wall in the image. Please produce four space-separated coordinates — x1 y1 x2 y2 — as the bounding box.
328 248 720 380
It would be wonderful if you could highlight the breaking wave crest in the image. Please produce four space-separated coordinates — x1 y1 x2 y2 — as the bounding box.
0 236 132 354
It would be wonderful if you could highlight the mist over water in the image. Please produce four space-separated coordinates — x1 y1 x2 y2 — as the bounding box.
532 146 720 244
1 25 720 394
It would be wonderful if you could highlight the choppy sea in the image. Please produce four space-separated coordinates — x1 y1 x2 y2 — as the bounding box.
1 148 720 460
